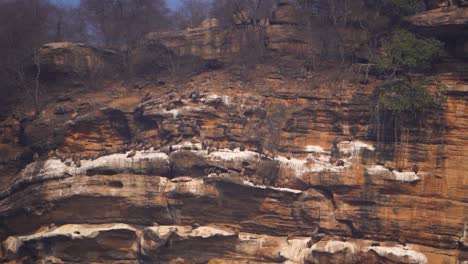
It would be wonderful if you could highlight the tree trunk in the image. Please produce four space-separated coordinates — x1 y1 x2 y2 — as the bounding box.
33 51 41 114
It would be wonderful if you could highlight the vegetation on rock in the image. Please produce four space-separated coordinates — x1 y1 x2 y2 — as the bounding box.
377 80 446 115
372 28 446 148
382 30 444 72
374 29 445 116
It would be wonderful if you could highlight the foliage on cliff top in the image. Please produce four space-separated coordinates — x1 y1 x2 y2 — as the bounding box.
382 30 444 72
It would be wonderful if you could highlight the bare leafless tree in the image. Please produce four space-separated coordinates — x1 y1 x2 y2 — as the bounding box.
48 1 89 43
81 0 170 48
211 0 275 27
79 0 171 79
0 0 54 112
173 0 211 29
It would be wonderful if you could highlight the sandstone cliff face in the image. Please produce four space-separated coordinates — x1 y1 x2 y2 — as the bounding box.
0 3 467 264
406 6 468 60
146 2 372 64
407 5 468 92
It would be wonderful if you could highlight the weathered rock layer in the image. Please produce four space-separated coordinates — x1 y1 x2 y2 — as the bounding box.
0 78 466 263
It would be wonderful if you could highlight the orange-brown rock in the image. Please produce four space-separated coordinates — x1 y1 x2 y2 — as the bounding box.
0 71 466 262
406 6 468 29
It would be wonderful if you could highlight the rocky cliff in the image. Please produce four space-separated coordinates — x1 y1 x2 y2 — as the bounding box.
0 2 467 264
144 1 373 65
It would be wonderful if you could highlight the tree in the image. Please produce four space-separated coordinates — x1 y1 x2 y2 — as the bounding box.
0 0 54 113
80 0 171 78
81 0 170 48
173 0 210 29
210 0 275 28
48 1 90 43
372 29 446 154
378 80 444 114
383 30 444 73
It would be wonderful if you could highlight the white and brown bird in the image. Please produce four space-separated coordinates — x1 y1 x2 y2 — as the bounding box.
239 144 245 151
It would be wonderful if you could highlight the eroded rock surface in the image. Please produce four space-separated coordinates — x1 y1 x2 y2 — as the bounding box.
0 80 466 263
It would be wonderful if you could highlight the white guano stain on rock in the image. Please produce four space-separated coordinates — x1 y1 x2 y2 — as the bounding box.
236 233 311 263
338 140 375 157
241 180 303 194
276 154 347 176
164 106 203 119
280 238 312 263
201 94 232 106
145 225 234 240
208 148 260 161
391 171 420 182
304 145 326 153
190 226 236 238
311 240 358 254
277 141 376 177
367 165 420 183
366 246 428 264
171 142 203 151
2 224 137 255
4 150 169 193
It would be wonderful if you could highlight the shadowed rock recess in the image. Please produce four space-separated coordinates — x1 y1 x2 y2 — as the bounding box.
0 2 467 264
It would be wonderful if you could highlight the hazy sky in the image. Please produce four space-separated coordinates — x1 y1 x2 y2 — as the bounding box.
50 0 182 10
167 0 181 9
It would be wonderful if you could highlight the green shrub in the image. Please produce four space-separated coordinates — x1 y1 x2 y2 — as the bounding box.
378 80 446 114
383 30 444 72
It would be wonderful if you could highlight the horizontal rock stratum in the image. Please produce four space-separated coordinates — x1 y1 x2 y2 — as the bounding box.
0 77 466 263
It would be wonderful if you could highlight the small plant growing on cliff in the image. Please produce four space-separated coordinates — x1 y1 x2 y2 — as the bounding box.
382 30 444 73
374 79 447 168
378 80 445 115
371 29 447 154
375 30 446 115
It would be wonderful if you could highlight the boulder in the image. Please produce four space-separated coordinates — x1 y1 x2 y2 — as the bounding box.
38 42 121 82
270 1 301 25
